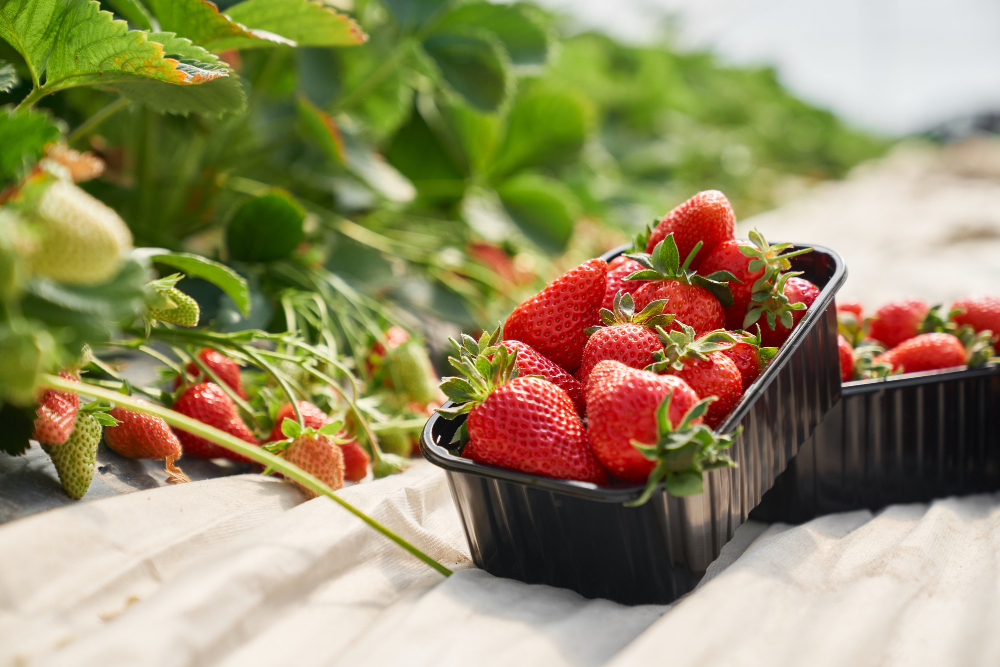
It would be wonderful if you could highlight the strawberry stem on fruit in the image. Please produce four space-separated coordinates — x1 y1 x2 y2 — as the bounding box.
39 374 453 578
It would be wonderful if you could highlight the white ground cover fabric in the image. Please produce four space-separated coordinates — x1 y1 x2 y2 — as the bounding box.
1 462 998 667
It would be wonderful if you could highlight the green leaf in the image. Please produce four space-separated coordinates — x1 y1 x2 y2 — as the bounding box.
141 0 294 51
496 174 579 253
112 32 246 116
489 86 593 181
664 471 705 497
382 0 450 31
340 122 416 203
434 2 551 68
103 0 153 30
225 0 367 47
0 59 17 92
0 108 61 189
0 1 63 81
149 251 251 316
422 31 511 112
460 186 518 244
280 417 301 438
296 95 344 164
384 107 464 202
225 191 305 263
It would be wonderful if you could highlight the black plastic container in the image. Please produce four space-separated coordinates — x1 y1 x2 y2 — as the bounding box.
751 364 1000 524
421 244 847 605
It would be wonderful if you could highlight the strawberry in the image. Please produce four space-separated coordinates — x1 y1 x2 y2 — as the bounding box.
274 422 346 498
877 332 966 374
385 339 443 405
340 439 371 482
28 179 132 285
268 400 329 442
838 335 855 382
649 324 744 428
504 258 607 373
602 255 648 311
645 190 735 269
585 360 737 501
174 348 247 399
699 231 812 330
757 275 820 347
42 411 102 499
575 292 674 384
868 298 930 349
377 429 413 457
438 339 607 484
627 235 737 337
837 299 864 322
105 404 190 483
172 382 259 462
951 295 1000 343
33 371 80 446
150 286 200 327
500 339 585 415
718 330 776 387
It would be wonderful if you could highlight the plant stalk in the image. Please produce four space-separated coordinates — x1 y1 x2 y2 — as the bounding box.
69 98 130 144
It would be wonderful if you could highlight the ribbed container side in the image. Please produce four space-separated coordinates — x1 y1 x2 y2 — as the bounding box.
422 244 846 605
751 365 1000 524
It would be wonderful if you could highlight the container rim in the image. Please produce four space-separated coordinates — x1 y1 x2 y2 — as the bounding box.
843 362 1000 396
419 241 847 503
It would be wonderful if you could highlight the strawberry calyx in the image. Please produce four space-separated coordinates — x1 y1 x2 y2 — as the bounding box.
732 326 780 365
853 342 895 379
626 393 740 506
624 234 739 307
915 306 996 367
645 322 741 373
584 291 674 335
436 326 521 419
263 419 351 455
743 270 807 331
740 230 814 331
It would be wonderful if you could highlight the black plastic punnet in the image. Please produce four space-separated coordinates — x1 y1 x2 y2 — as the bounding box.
751 364 1000 524
420 243 847 605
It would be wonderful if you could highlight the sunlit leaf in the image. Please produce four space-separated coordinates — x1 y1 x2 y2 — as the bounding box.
225 190 305 263
296 95 344 164
103 0 153 29
496 173 579 253
422 31 511 112
142 0 294 51
0 108 61 189
435 2 551 68
382 0 450 31
226 0 367 47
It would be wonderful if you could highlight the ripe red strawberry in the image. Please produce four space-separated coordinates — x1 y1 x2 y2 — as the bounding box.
575 292 674 384
951 295 1000 343
699 232 812 330
282 430 345 498
877 332 966 374
868 298 930 349
174 348 247 399
718 330 776 387
649 324 744 428
503 258 607 373
645 190 735 269
757 275 820 347
602 255 648 310
439 342 607 484
837 299 864 321
268 400 329 442
105 404 190 483
172 382 259 462
628 235 737 337
838 335 855 382
500 339 585 414
33 371 80 446
340 439 371 482
585 360 736 500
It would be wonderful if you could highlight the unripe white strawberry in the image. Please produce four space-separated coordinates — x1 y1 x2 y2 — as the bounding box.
29 179 133 285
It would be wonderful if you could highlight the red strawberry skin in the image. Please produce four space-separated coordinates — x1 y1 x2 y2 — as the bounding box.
174 348 247 399
838 335 855 382
172 382 259 462
341 440 370 482
837 299 864 321
632 280 723 337
760 277 820 347
284 433 345 498
501 340 585 415
105 405 183 460
602 256 648 311
868 298 929 349
878 333 966 374
719 333 764 387
504 259 607 373
268 400 329 442
575 323 663 385
666 352 743 428
699 240 763 330
464 376 607 485
951 295 1000 343
645 190 736 269
585 360 701 482
33 371 80 446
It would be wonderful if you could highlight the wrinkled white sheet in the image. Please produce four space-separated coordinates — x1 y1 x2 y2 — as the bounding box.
1 462 997 667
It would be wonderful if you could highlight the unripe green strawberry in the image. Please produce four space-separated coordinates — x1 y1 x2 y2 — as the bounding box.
150 287 200 327
377 428 413 457
28 179 132 285
41 411 101 499
386 340 442 406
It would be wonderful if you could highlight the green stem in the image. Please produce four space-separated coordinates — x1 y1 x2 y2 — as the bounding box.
15 86 48 111
40 373 452 578
69 98 130 144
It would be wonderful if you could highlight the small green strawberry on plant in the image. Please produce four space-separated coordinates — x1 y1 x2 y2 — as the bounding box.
42 401 120 499
263 419 347 499
146 274 200 328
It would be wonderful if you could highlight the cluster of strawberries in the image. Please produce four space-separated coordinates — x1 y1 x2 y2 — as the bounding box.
439 191 822 499
836 295 999 382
